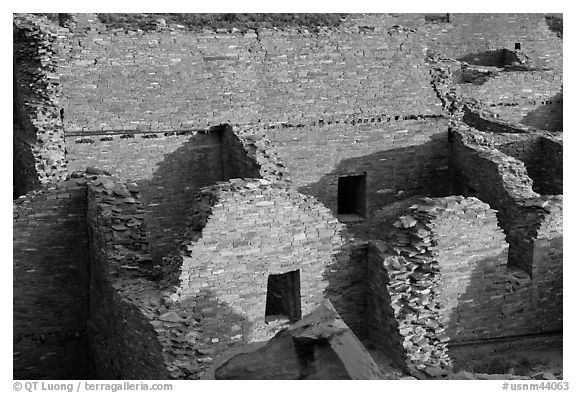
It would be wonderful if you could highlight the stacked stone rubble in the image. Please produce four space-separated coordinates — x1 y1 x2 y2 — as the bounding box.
384 197 452 372
13 14 69 186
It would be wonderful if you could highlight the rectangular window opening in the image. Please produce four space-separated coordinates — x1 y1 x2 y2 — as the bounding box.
337 174 367 219
265 270 302 324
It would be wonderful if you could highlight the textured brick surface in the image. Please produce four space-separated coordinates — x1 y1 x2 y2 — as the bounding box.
13 15 70 192
13 180 91 379
264 119 451 239
176 178 363 346
58 14 443 132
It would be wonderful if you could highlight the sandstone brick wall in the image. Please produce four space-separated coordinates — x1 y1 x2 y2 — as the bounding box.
57 13 443 132
539 137 563 194
496 136 563 196
363 196 560 375
264 119 450 239
13 181 91 379
86 174 172 379
13 15 70 192
66 127 277 260
67 131 226 259
176 179 364 346
530 198 563 333
431 198 509 342
365 241 406 371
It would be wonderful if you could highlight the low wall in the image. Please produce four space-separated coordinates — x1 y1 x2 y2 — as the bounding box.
13 180 91 379
86 174 171 379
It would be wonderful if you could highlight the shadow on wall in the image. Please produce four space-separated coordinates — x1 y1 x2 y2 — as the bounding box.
174 288 256 376
137 133 225 262
520 91 563 132
444 250 508 346
446 247 562 371
322 243 368 340
297 139 450 239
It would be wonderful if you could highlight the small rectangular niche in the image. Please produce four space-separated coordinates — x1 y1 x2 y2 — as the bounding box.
337 174 367 220
265 270 302 324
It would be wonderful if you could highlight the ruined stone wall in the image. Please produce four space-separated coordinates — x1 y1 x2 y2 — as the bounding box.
539 137 563 194
58 14 442 133
13 15 70 195
264 119 450 239
13 180 91 379
420 13 563 129
364 196 561 374
365 241 406 371
431 198 509 342
530 198 563 333
86 175 171 379
176 179 365 347
496 136 563 196
449 128 562 336
67 131 225 259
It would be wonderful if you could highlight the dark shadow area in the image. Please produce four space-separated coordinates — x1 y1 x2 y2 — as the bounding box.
458 49 521 68
520 91 563 132
545 14 563 38
265 270 302 323
13 185 93 379
137 133 225 261
322 244 368 341
13 63 40 199
498 136 563 195
425 14 450 23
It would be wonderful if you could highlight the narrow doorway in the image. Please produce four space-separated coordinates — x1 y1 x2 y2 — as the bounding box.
265 270 302 323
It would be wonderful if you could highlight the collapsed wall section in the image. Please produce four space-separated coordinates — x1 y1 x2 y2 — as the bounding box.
13 180 91 379
13 15 69 197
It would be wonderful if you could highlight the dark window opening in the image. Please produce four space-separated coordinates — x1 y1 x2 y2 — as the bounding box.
338 174 367 217
265 270 301 324
515 43 521 50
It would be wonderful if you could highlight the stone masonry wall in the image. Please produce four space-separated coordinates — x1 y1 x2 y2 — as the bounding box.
529 197 563 333
539 137 563 194
58 14 442 132
86 174 171 379
13 15 69 192
13 180 91 379
176 178 365 350
430 198 509 342
449 125 557 275
364 196 560 375
365 241 407 371
67 131 225 260
264 118 450 239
